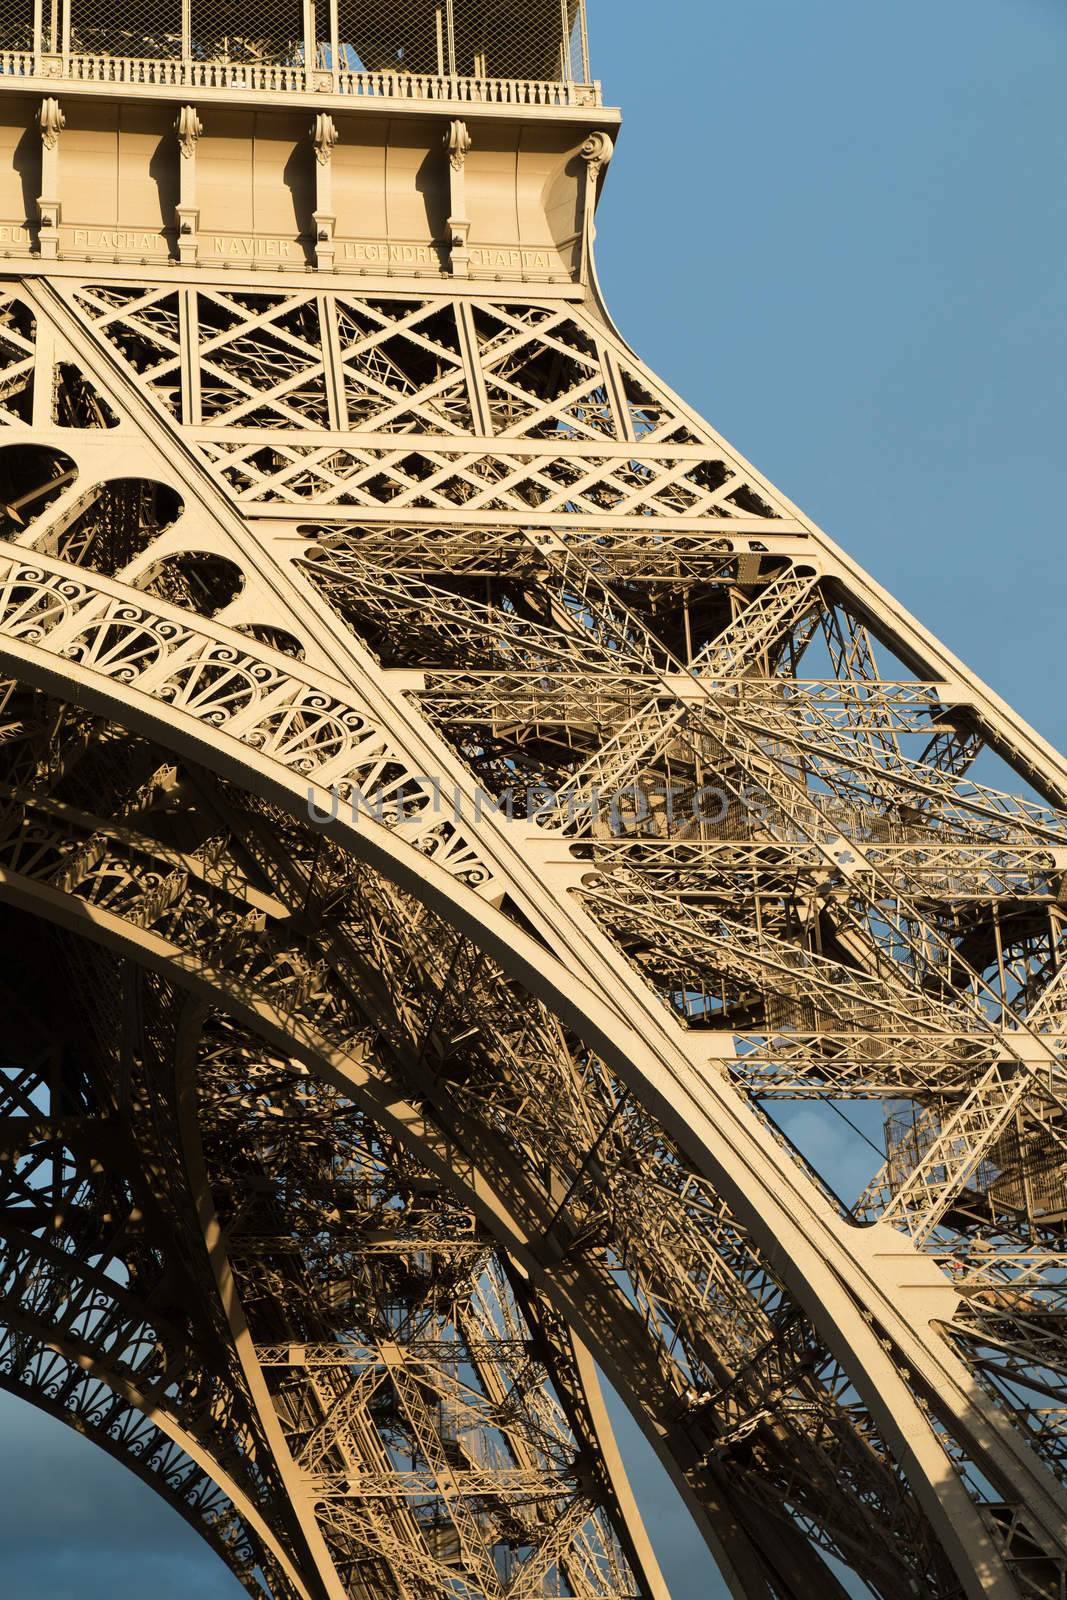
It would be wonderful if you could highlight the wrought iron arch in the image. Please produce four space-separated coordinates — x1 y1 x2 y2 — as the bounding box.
0 629 1060 1598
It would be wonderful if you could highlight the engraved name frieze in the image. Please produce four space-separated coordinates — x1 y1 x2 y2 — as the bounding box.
339 240 564 272
340 242 442 265
66 228 169 252
468 246 560 271
204 236 300 258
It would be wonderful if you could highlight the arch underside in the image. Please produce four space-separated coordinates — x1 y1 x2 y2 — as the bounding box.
0 277 1062 1600
0 883 655 1600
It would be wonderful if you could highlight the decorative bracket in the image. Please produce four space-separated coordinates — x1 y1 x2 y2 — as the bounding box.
311 115 340 271
580 129 614 182
444 120 472 278
36 98 65 259
38 97 64 151
175 106 203 264
579 130 614 284
445 118 472 171
176 105 203 159
312 113 339 165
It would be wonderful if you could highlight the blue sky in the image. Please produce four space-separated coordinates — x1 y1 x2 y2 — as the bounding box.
2 1 1066 1595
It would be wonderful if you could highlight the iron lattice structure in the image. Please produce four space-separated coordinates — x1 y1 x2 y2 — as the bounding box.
0 6 1064 1599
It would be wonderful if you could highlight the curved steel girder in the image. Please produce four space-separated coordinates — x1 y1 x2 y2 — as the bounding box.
0 1371 270 1598
0 969 319 1600
0 1298 316 1599
0 576 1061 1598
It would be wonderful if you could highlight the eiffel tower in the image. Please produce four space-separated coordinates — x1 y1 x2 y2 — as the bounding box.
0 4 1064 1597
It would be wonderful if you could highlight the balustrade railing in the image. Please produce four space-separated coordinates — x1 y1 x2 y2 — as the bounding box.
0 0 599 104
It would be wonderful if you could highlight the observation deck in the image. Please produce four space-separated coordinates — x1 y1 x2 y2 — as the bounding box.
0 2 612 283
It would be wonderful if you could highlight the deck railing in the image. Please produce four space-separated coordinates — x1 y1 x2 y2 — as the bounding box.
0 2 599 105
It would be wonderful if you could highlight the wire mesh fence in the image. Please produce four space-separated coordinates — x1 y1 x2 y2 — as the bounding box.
329 1 588 81
331 0 445 75
70 0 306 65
190 0 306 67
450 0 586 81
1 0 592 84
0 0 34 52
68 0 183 59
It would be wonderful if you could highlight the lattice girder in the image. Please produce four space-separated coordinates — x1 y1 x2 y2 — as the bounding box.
0 149 1062 1600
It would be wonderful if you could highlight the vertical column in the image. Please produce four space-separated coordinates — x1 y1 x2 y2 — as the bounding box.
445 0 456 76
327 0 339 86
179 288 202 426
36 97 64 261
175 106 202 265
444 119 471 278
303 0 315 87
434 2 446 76
311 113 339 271
31 310 56 429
